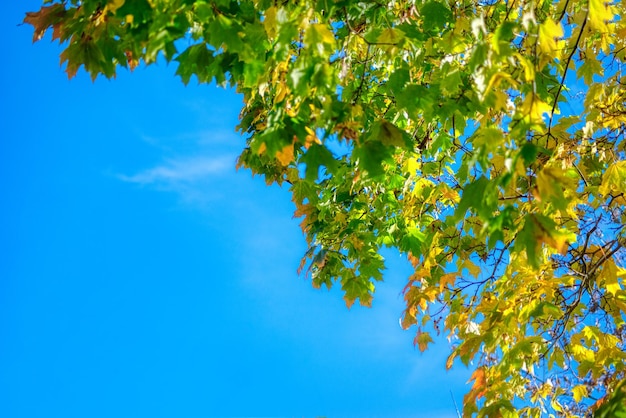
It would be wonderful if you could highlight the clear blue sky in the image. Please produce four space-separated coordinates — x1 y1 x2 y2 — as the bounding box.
1 3 470 417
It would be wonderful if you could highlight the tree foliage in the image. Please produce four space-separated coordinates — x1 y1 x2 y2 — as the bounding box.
25 0 626 415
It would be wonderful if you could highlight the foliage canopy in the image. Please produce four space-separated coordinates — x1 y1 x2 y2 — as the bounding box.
25 0 626 415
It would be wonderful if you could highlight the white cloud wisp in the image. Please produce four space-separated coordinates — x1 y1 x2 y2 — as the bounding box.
119 155 234 185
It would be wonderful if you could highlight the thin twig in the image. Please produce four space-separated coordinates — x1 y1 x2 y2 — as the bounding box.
450 390 462 418
548 11 588 132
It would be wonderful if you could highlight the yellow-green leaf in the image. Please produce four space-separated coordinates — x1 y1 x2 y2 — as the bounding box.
589 0 614 32
572 384 588 402
414 330 434 352
538 18 564 57
599 161 626 197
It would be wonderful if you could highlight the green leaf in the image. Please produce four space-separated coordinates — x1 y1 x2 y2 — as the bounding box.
577 54 604 85
116 0 152 25
454 177 491 221
369 120 409 148
300 143 338 180
401 227 426 255
420 1 452 32
354 140 393 178
516 214 542 268
175 43 215 84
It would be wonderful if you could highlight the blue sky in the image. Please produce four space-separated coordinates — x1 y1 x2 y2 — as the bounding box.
1 3 470 417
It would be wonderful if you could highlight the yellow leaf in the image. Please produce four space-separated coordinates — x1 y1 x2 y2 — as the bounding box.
572 385 588 402
461 259 481 277
516 53 535 82
439 183 460 203
304 126 321 149
263 6 277 38
589 0 614 32
615 298 626 314
519 94 552 129
571 342 595 362
439 273 456 291
446 352 456 370
275 143 295 166
274 81 289 103
538 18 564 56
484 72 518 96
602 260 621 296
106 0 125 14
315 24 336 45
535 165 576 212
403 156 420 175
599 161 626 197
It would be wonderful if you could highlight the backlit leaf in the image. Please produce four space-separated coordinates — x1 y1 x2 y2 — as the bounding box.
414 329 434 352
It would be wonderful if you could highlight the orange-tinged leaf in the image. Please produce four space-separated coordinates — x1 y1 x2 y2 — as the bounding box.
439 273 456 291
304 126 320 149
467 367 488 399
414 329 434 352
23 4 66 42
543 228 577 255
446 352 456 370
125 51 138 71
106 0 126 14
461 259 482 278
275 143 295 166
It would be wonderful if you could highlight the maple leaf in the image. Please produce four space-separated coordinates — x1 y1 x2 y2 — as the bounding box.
589 0 615 32
414 329 434 352
464 367 488 408
519 94 553 130
23 4 66 42
538 18 564 57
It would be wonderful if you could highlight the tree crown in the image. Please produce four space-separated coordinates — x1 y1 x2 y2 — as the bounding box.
25 0 626 415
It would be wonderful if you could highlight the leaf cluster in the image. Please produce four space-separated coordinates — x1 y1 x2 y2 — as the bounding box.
25 0 626 415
